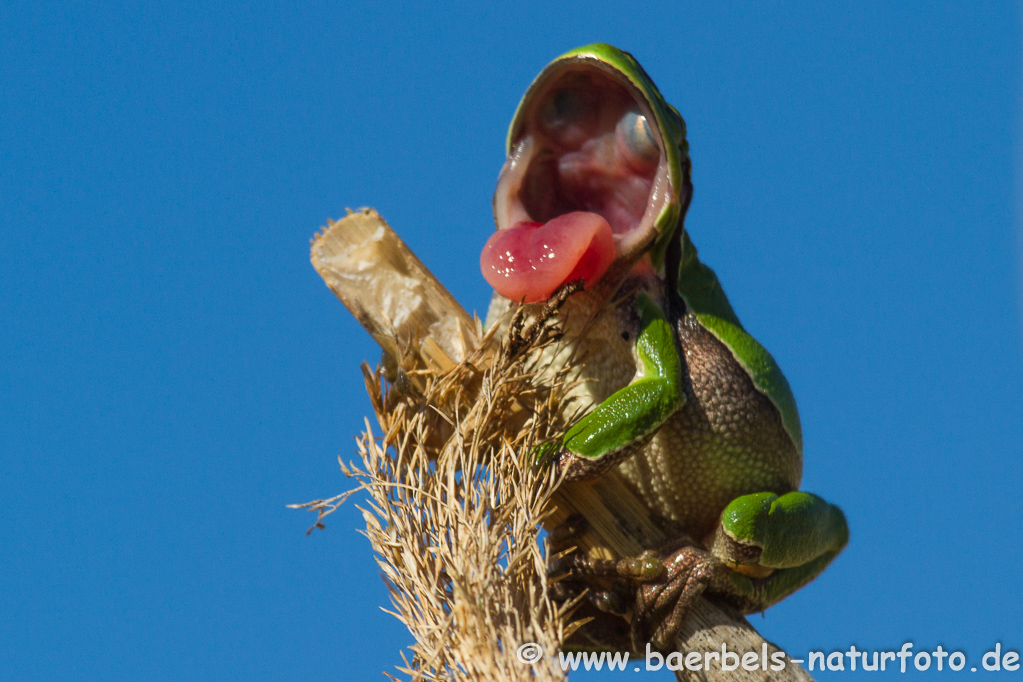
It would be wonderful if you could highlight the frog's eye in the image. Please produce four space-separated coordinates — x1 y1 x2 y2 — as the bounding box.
538 88 596 146
616 109 659 168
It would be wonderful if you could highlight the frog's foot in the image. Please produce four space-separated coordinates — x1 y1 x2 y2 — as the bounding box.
547 515 708 651
505 279 585 358
549 549 661 643
630 543 735 652
547 512 590 554
547 514 661 620
550 548 665 586
545 438 647 482
548 534 729 652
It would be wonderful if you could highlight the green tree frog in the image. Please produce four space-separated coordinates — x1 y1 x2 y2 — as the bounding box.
480 44 848 650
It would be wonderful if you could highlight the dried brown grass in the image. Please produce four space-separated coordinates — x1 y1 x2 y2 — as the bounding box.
293 298 583 681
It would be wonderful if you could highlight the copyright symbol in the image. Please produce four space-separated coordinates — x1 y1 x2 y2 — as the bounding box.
516 642 543 664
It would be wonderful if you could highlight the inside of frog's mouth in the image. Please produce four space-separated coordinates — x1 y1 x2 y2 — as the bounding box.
493 66 671 253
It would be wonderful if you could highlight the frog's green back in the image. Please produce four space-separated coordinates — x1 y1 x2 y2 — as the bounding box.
676 232 803 454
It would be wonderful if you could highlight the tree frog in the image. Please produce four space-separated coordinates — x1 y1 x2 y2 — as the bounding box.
480 44 848 650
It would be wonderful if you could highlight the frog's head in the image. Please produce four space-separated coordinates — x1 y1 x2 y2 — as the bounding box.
482 44 692 303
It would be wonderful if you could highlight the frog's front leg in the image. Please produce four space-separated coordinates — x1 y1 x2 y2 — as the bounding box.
551 291 685 480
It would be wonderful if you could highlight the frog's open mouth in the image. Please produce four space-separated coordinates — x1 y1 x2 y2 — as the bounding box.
482 61 674 303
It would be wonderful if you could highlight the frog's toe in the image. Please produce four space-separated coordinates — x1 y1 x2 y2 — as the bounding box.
547 556 637 620
548 548 662 583
551 447 625 482
547 512 589 554
633 545 726 652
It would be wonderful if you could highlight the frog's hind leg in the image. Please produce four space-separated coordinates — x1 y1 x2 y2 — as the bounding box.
708 491 849 611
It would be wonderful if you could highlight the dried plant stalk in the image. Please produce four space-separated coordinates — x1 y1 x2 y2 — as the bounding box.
311 208 480 373
299 209 816 682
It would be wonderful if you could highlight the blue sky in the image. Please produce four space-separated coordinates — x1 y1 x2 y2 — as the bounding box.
2 2 1021 680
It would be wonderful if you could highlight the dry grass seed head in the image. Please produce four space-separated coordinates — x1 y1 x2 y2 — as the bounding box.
295 301 582 681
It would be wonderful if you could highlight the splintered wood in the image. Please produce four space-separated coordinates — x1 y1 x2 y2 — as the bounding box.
309 208 814 682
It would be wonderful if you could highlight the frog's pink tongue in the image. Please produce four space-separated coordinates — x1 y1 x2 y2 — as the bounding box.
480 211 614 303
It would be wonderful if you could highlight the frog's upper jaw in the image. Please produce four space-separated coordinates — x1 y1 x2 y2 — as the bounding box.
484 51 684 304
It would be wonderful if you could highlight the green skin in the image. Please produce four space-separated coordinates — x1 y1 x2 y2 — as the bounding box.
488 44 848 650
